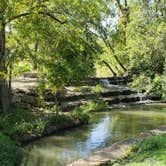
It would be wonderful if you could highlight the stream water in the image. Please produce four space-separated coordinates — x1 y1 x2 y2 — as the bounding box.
22 104 166 166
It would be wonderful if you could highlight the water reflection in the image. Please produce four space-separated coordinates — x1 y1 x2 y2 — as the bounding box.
22 104 166 166
78 116 110 157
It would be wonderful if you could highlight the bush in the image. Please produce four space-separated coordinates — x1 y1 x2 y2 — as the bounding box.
132 134 166 153
161 75 166 101
15 119 46 137
46 114 74 127
148 75 162 98
92 84 103 94
0 108 46 138
128 74 151 92
74 86 92 93
80 100 108 112
0 132 23 166
129 74 164 99
72 105 91 124
94 100 109 111
72 100 108 124
0 107 91 141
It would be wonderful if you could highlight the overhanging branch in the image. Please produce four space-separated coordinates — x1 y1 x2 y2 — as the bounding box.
6 11 67 25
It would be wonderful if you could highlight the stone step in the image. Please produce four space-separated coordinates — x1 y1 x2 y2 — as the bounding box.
70 76 132 86
61 95 141 112
45 89 136 102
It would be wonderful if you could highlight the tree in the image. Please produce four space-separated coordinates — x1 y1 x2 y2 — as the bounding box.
0 0 103 112
0 0 66 112
84 0 128 75
127 0 166 75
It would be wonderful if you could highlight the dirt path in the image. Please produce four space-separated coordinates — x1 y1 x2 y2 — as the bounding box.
12 76 37 92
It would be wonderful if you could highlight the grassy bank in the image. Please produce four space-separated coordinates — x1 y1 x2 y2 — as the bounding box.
0 106 91 165
0 107 90 142
0 132 23 166
102 134 166 166
0 98 108 165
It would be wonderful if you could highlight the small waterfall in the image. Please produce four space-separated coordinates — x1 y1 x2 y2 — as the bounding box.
137 91 144 102
100 78 154 105
100 79 128 90
136 90 153 104
100 79 110 88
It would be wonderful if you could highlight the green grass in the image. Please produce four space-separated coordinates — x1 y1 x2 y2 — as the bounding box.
0 108 45 139
0 106 91 165
74 86 92 93
102 134 166 166
113 149 166 166
74 100 108 113
0 132 23 166
0 107 91 141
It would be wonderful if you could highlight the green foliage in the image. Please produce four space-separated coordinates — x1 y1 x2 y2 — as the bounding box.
12 61 31 77
132 134 166 153
85 100 108 112
128 2 166 75
95 100 109 111
2 0 102 94
0 108 46 138
15 119 46 137
123 134 166 166
46 114 75 127
72 105 91 124
92 84 103 94
129 74 164 99
0 133 23 166
102 134 166 166
74 100 108 115
0 106 91 140
161 68 166 101
148 75 162 98
74 86 92 93
128 74 151 92
37 76 47 105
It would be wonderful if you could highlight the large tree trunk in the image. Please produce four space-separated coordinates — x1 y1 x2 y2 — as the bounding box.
0 22 10 112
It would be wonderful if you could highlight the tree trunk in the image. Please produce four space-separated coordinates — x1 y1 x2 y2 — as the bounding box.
33 39 38 71
0 22 10 112
102 60 117 76
99 26 127 72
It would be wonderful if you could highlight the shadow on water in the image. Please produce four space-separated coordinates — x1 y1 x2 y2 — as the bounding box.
22 104 166 166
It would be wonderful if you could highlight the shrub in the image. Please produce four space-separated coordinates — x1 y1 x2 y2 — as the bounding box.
46 114 74 127
161 75 166 101
132 134 166 153
94 100 109 111
72 105 91 124
74 86 92 93
0 108 46 138
148 75 162 98
15 119 46 137
79 100 108 112
92 84 103 94
0 132 23 166
129 74 164 99
128 74 151 92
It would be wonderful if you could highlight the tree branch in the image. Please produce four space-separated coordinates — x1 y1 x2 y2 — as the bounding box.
116 0 125 16
102 60 117 76
39 11 67 24
6 11 67 25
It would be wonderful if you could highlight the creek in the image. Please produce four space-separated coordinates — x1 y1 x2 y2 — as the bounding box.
22 103 166 166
